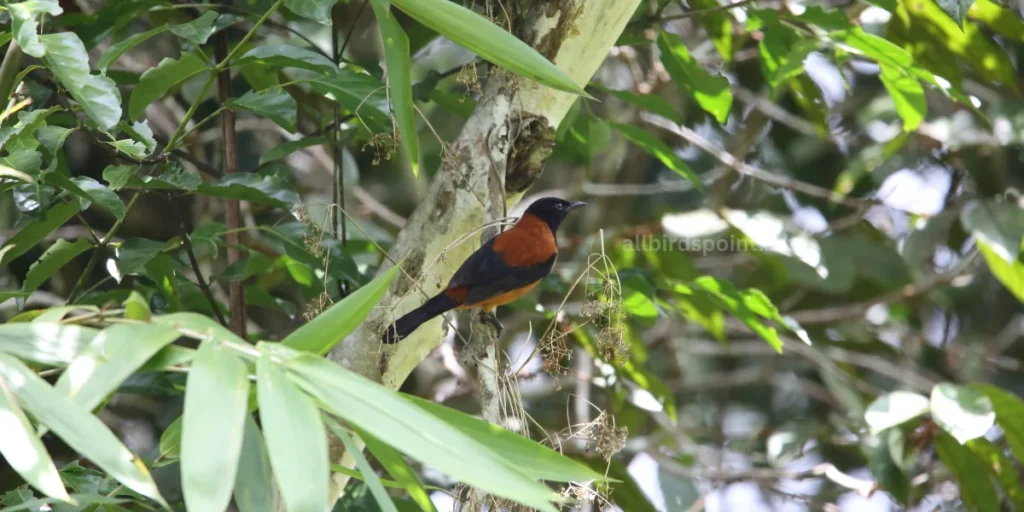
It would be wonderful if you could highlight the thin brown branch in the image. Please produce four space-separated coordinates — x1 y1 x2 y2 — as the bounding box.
214 7 248 338
177 197 228 327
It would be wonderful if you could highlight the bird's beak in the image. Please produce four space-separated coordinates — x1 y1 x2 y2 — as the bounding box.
568 200 587 210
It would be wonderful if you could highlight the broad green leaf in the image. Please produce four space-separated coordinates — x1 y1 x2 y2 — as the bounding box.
0 323 98 366
969 384 1024 462
226 88 297 133
327 420 398 512
115 238 170 276
111 138 148 159
124 290 151 321
879 65 926 131
931 382 995 444
233 417 274 512
604 88 682 125
71 176 127 218
237 44 338 75
371 1 419 175
967 0 1024 42
9 0 63 58
960 199 1024 263
129 52 209 121
55 323 180 411
102 164 138 191
182 340 250 512
35 126 74 155
657 31 732 124
868 429 909 503
0 107 60 152
196 172 301 209
0 238 91 302
689 0 733 61
937 0 975 28
390 0 586 96
686 277 784 352
0 354 167 507
836 27 913 69
405 394 605 482
965 437 1024 510
98 25 169 71
158 416 182 462
608 123 702 191
934 432 999 512
0 200 80 266
40 33 121 131
281 265 400 354
256 352 328 512
865 391 930 434
310 69 392 133
275 345 559 512
169 11 219 45
976 239 1024 302
222 253 273 281
284 0 339 24
0 373 70 502
259 136 330 165
125 120 157 152
360 429 437 512
766 39 817 90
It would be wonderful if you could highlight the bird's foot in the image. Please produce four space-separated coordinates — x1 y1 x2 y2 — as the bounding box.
478 311 503 336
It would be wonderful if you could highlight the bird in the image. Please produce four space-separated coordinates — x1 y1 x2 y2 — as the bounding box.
382 197 586 344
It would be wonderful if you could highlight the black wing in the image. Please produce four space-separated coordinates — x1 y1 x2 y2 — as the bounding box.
447 238 555 305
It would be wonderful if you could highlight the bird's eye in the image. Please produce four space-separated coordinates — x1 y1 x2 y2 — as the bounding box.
556 203 563 210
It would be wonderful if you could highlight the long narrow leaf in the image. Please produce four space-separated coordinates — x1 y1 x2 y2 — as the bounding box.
359 427 438 512
281 264 400 354
233 416 274 512
256 351 329 512
0 322 98 366
181 340 250 512
0 374 70 503
326 419 399 512
0 354 167 507
389 0 586 96
370 1 418 175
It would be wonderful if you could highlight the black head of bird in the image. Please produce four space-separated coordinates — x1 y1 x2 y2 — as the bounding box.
522 197 587 233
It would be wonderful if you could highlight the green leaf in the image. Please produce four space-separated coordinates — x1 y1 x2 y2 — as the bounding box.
129 52 209 121
405 394 605 482
0 200 80 266
879 65 926 131
237 44 338 75
967 0 1024 42
222 253 273 281
0 354 168 507
934 432 999 512
259 136 330 165
868 429 910 503
124 290 151 321
159 416 182 462
170 11 219 45
41 33 122 131
965 437 1024 510
580 458 659 512
390 0 586 96
0 323 97 366
657 31 732 124
968 384 1024 462
233 417 274 512
226 88 297 133
309 69 392 134
256 352 329 512
685 277 784 352
976 239 1024 302
102 164 138 191
836 27 913 69
931 382 995 444
864 391 930 434
71 176 127 218
327 420 399 512
276 345 559 512
284 0 339 24
360 429 438 512
961 199 1024 263
608 123 702 192
0 372 70 503
54 323 180 411
9 0 63 58
181 340 250 512
196 172 301 209
937 0 975 28
604 88 682 125
0 238 91 302
281 265 400 354
371 2 419 175
98 25 169 71
115 238 170 276
689 0 733 61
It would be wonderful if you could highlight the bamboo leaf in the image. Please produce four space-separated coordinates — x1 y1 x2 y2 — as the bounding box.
371 1 418 175
0 373 70 502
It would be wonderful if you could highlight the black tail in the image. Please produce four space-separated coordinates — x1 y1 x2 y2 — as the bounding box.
382 292 458 344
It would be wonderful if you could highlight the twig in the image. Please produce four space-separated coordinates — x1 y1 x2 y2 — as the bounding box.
339 0 369 59
0 40 24 110
629 0 759 26
177 196 227 326
642 113 879 209
332 5 349 298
